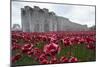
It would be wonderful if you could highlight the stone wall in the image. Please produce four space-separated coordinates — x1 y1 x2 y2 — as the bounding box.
21 6 88 32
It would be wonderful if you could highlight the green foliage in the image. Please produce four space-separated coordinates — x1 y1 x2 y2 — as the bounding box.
13 43 96 65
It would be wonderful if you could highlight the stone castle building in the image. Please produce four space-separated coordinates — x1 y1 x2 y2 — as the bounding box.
21 6 88 32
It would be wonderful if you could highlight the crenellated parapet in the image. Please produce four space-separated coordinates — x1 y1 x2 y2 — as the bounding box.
21 6 56 16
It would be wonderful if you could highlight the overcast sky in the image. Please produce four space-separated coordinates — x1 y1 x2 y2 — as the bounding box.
11 1 95 27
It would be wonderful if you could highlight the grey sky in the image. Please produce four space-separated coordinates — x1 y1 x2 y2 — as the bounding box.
11 1 95 27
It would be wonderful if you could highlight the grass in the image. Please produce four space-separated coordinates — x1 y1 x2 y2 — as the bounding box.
13 43 96 65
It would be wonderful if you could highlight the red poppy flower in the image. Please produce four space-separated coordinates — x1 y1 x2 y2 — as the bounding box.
12 53 21 63
40 59 48 64
68 56 78 63
50 57 58 64
44 43 60 56
60 56 68 63
21 44 33 53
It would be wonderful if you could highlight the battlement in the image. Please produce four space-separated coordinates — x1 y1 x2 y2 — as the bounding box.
33 6 40 11
42 8 49 13
22 6 56 15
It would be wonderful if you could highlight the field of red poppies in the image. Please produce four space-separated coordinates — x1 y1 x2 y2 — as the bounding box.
11 31 96 66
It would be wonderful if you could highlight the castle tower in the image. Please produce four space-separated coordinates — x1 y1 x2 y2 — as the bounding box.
21 6 58 32
21 6 88 32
